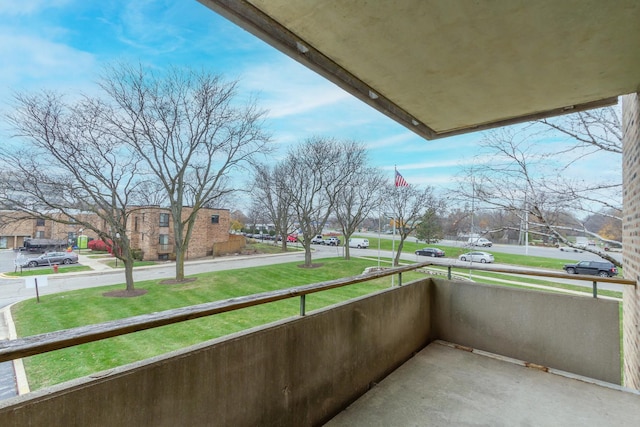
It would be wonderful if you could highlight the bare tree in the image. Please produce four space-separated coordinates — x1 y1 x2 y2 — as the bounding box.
335 166 385 260
1 91 147 294
281 137 365 267
252 163 298 251
382 184 443 267
98 64 271 281
458 125 621 265
538 106 621 154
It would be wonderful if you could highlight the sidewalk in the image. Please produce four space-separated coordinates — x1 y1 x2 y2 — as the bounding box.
0 253 113 399
0 249 308 400
0 305 27 398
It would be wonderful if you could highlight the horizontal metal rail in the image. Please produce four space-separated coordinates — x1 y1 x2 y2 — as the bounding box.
0 261 634 363
0 262 428 363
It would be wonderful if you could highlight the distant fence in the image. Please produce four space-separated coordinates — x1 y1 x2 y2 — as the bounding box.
212 234 246 256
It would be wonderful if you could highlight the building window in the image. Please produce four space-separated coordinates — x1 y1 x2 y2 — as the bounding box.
158 234 170 253
211 215 219 224
36 218 45 226
134 216 139 231
159 213 170 227
36 231 45 238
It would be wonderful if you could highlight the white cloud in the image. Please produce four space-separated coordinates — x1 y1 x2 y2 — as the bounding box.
241 60 353 119
0 31 95 91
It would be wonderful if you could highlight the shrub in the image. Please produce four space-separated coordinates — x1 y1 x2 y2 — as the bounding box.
131 248 144 261
87 239 112 252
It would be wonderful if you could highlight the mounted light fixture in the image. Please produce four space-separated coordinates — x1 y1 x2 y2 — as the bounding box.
296 42 309 54
368 90 379 100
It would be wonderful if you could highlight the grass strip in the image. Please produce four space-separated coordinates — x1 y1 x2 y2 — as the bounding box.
13 257 409 390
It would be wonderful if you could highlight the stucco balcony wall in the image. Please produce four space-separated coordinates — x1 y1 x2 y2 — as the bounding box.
0 278 621 426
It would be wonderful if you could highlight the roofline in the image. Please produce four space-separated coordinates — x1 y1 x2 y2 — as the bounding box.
199 0 618 140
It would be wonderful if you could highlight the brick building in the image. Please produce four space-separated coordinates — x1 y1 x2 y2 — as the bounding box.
622 93 640 388
0 207 241 261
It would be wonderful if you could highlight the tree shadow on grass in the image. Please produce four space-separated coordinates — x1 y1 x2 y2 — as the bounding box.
159 277 198 285
102 289 148 298
298 264 323 269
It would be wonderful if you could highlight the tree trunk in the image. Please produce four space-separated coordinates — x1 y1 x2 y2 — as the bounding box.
304 245 312 267
176 249 185 281
124 259 135 292
394 239 406 267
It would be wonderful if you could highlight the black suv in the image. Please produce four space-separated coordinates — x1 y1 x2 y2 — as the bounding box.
563 261 618 277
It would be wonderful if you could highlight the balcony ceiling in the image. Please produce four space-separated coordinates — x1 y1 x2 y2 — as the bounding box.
199 0 640 139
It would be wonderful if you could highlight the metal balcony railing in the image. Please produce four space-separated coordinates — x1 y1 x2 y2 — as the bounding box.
0 261 635 364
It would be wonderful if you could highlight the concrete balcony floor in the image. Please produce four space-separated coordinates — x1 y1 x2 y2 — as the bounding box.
326 341 640 427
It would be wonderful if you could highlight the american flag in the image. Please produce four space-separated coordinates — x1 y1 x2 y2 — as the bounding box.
395 169 409 187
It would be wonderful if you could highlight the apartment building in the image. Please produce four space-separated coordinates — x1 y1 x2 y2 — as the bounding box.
0 207 240 260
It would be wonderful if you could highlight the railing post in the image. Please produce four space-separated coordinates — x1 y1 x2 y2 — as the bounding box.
592 281 597 298
398 272 402 286
448 266 452 280
300 295 306 315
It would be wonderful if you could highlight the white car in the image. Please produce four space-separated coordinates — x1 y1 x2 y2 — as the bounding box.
458 251 494 263
468 237 493 247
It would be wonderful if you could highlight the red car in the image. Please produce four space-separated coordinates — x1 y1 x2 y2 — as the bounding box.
287 235 298 242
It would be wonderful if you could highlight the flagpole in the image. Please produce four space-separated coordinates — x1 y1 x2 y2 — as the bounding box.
392 167 397 268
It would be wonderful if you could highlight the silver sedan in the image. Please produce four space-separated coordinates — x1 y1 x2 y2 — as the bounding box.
458 251 494 263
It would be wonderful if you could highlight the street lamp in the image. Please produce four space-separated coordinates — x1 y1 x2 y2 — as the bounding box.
115 232 120 267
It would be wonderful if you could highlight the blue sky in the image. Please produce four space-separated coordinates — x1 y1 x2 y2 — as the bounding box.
0 0 621 207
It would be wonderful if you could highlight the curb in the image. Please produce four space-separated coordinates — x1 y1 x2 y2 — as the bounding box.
0 247 307 395
1 305 30 395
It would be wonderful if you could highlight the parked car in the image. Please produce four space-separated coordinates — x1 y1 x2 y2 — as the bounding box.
468 237 493 247
311 235 324 244
287 235 298 243
458 251 494 263
563 261 618 277
415 247 445 257
17 251 79 268
323 237 341 246
348 238 369 248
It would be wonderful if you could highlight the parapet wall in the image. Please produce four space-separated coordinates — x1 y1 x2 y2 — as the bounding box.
0 278 621 426
0 281 432 427
431 278 621 384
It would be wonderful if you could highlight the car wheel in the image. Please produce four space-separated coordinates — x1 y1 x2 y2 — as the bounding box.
480 259 487 263
357 245 362 248
598 271 609 277
460 256 467 261
566 267 575 274
63 258 72 264
28 261 39 268
430 253 435 257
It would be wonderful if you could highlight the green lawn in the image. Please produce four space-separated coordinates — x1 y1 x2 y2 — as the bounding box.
11 239 624 390
13 257 422 390
6 264 92 277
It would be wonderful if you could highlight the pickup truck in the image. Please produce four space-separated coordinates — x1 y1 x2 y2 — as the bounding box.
323 237 341 246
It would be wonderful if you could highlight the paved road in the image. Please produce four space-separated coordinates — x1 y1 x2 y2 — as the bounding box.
0 243 627 401
0 241 626 308
358 233 623 263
